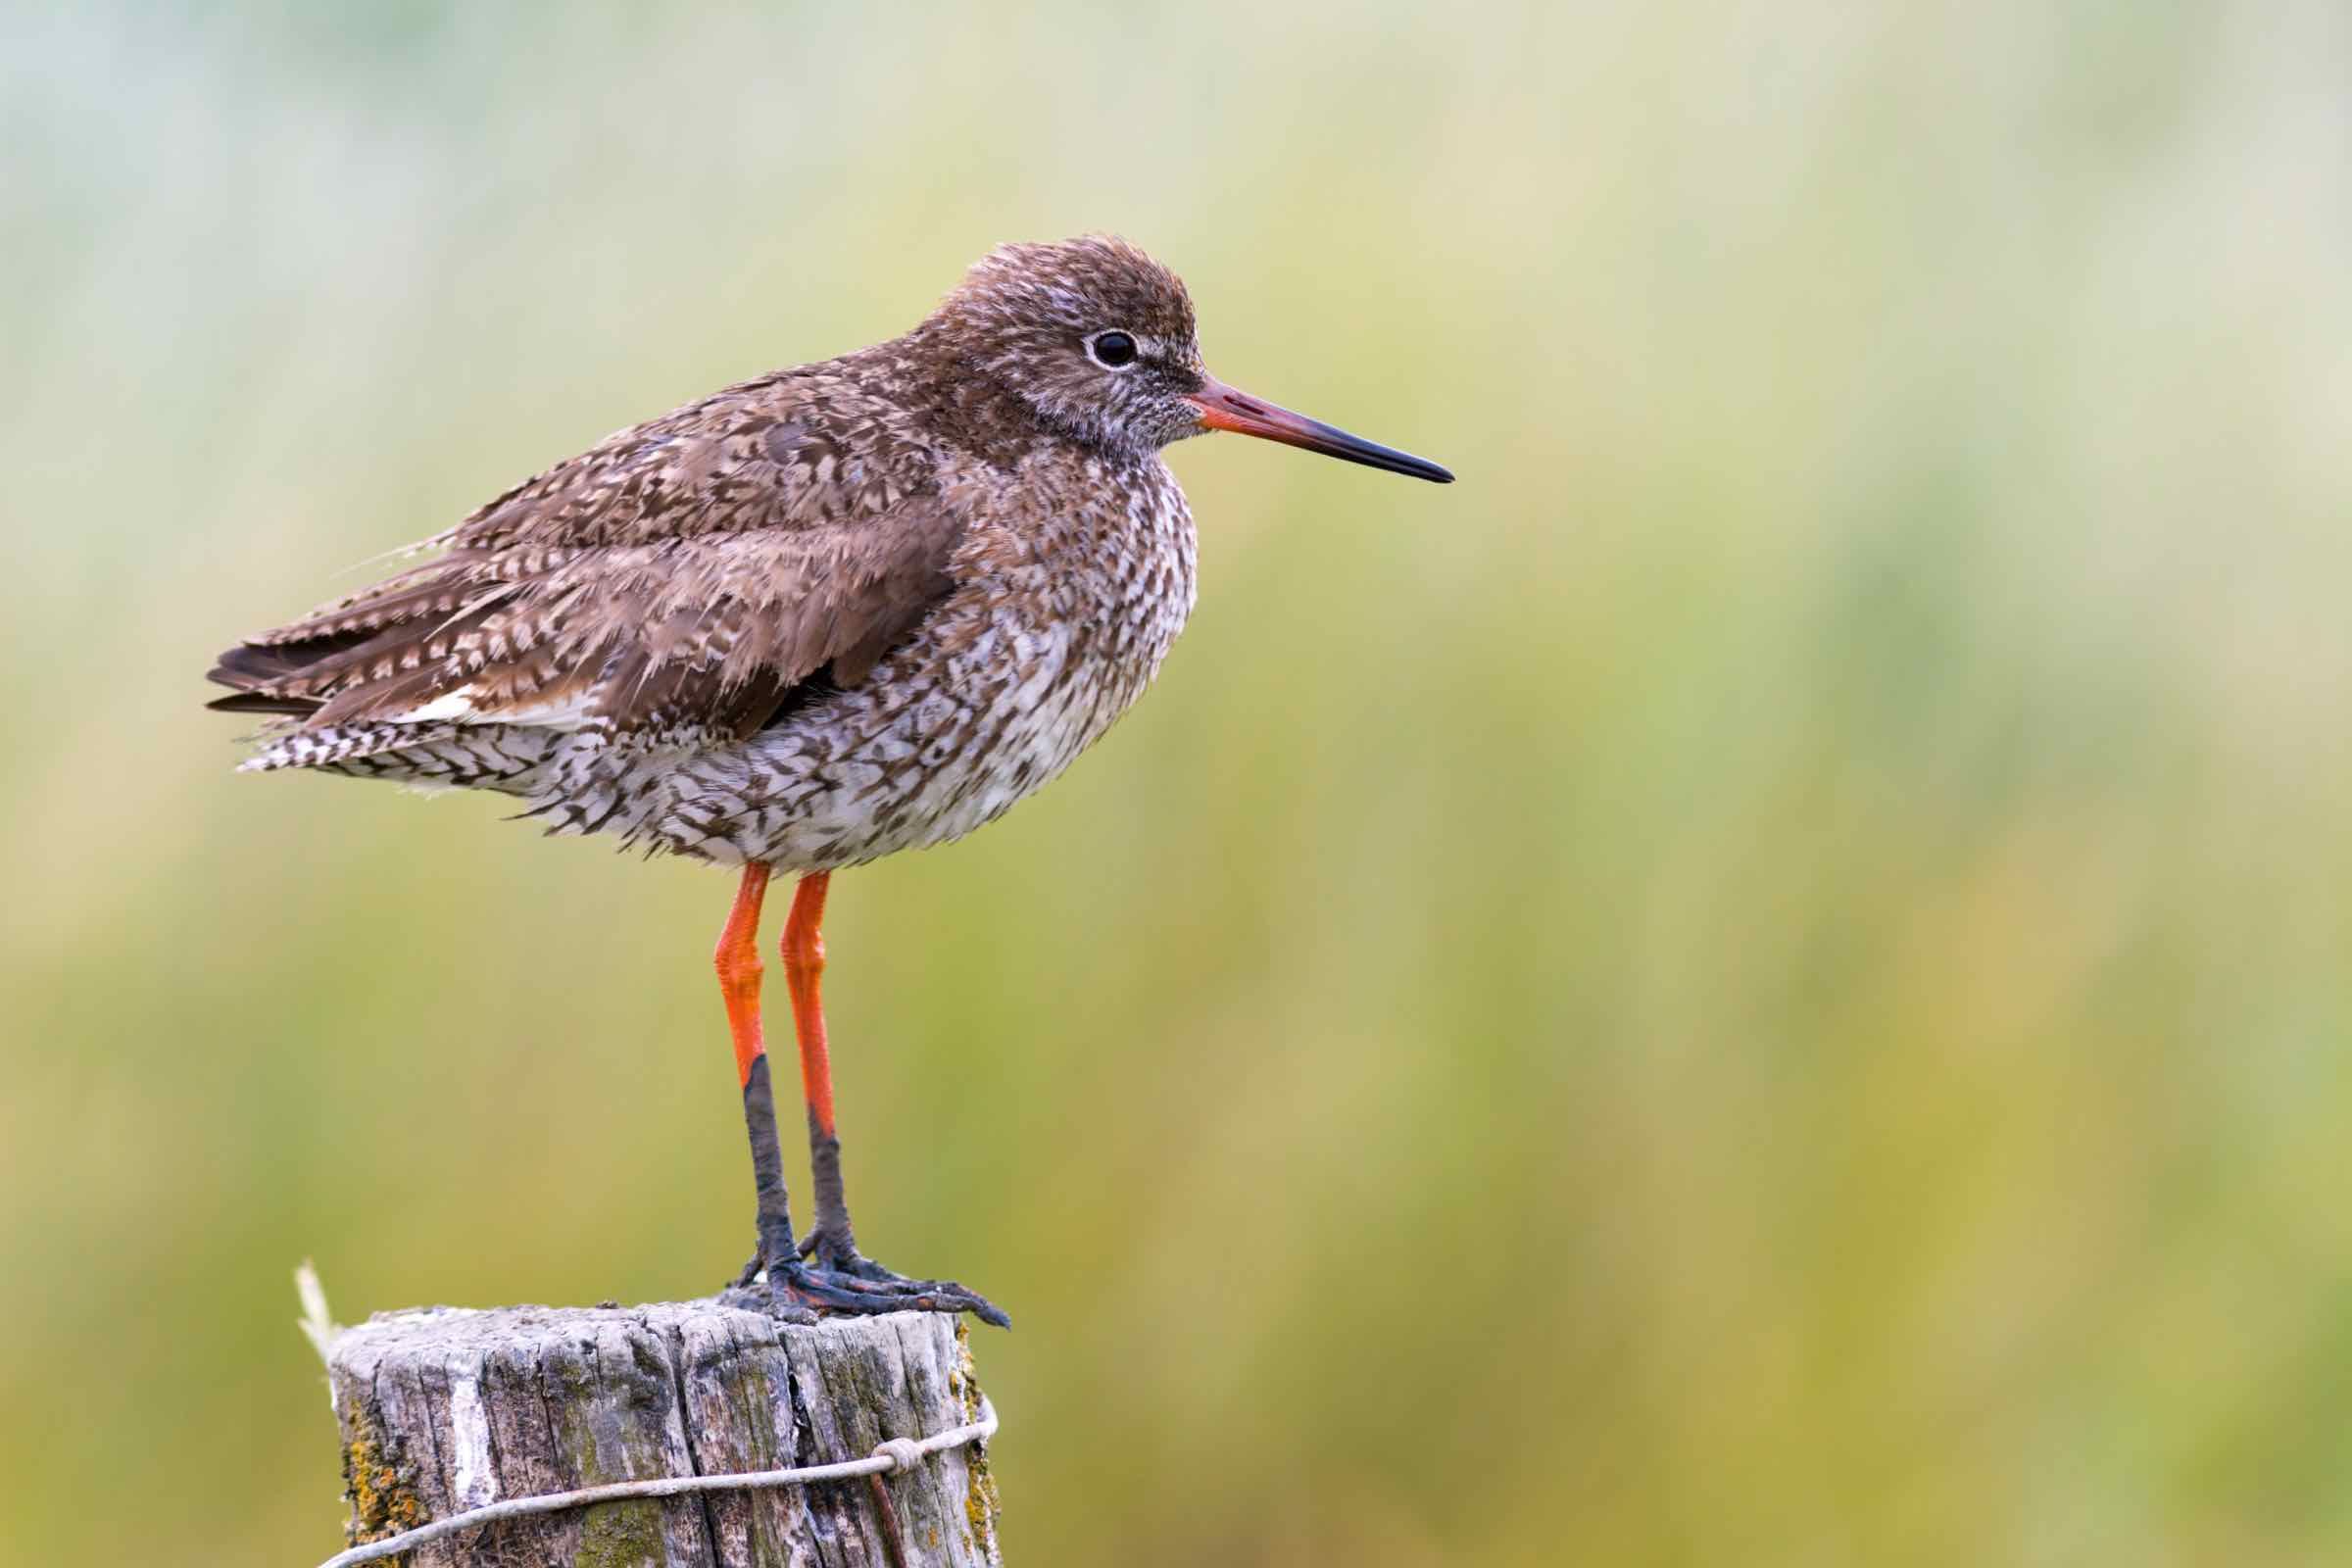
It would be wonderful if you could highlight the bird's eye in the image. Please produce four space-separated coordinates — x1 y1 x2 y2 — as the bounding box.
1087 330 1139 368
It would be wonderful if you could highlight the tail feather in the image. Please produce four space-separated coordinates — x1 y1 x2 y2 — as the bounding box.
206 690 323 717
241 718 558 791
240 719 471 773
207 629 375 694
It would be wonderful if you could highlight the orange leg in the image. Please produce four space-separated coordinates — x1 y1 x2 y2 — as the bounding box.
714 863 797 1282
775 871 1008 1327
711 868 1006 1326
781 872 854 1252
714 863 771 1088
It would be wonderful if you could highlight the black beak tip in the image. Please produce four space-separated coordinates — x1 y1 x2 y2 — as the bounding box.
1381 450 1454 483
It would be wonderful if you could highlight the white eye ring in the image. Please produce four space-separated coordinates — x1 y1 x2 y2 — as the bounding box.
1086 330 1141 368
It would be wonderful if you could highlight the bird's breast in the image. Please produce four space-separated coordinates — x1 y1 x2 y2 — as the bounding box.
673 458 1196 869
912 458 1199 817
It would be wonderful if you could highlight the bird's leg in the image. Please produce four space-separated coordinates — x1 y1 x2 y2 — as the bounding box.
774 871 1009 1327
712 863 806 1306
783 871 857 1257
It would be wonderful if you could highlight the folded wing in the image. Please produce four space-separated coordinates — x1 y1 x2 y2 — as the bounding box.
207 378 963 747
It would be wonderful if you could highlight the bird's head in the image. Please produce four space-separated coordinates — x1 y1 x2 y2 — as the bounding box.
930 235 1452 482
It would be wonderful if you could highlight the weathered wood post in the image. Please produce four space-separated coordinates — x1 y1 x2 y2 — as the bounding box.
323 1299 1003 1567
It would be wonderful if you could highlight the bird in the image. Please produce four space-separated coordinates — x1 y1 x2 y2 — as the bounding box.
206 235 1452 1327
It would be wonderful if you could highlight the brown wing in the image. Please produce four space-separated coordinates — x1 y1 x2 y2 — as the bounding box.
207 370 962 743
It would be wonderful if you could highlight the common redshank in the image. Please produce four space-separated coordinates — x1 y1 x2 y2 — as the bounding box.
207 236 1452 1326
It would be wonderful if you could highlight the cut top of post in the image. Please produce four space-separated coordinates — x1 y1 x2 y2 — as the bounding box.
323 1300 1003 1568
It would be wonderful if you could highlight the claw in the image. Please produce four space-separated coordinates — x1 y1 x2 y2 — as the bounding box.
792 1229 1008 1323
724 1251 1010 1328
792 1264 1009 1326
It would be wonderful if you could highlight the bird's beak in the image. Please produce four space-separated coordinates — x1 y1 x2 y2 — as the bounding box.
1186 375 1454 483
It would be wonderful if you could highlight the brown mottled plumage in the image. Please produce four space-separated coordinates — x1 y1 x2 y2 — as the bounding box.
207 235 1451 1325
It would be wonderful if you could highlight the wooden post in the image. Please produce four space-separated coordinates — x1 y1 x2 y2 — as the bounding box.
325 1300 1004 1567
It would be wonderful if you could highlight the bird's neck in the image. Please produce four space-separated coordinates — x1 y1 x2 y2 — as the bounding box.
892 319 1138 471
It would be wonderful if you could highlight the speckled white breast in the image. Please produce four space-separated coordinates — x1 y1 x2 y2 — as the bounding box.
637 455 1197 869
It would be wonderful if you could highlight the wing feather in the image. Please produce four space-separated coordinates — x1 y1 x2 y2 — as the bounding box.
207 371 963 744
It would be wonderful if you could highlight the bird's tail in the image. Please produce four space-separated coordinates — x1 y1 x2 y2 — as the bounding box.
238 718 555 793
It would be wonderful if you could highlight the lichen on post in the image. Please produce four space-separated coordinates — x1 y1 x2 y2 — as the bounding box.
322 1300 1004 1567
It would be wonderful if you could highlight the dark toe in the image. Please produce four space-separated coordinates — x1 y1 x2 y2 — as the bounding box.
789 1262 1011 1328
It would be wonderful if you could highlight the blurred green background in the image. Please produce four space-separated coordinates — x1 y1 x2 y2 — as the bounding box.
8 2 2352 1562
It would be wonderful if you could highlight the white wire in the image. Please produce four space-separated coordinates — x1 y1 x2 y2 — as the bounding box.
316 1396 998 1568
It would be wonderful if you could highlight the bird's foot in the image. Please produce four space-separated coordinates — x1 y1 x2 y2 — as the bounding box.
724 1241 1008 1328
